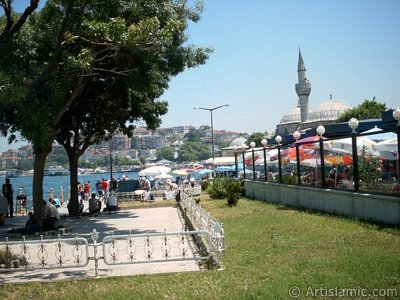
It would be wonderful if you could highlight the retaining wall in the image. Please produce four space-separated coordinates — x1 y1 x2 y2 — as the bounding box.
244 180 400 225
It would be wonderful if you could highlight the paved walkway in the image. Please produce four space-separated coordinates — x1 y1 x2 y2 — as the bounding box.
0 205 201 284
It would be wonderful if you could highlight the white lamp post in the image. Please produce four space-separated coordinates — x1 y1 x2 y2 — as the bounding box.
348 117 359 133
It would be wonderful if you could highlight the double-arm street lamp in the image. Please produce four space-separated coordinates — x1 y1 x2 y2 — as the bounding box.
194 104 229 160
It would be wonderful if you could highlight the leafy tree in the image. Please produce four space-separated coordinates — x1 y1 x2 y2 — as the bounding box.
184 128 202 142
156 146 175 161
336 97 387 122
0 0 40 54
53 1 209 215
247 132 265 147
218 141 230 149
178 141 210 162
16 158 33 171
0 0 211 220
116 156 135 166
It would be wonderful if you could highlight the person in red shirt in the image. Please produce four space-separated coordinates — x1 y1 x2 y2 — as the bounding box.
84 181 91 199
101 179 109 196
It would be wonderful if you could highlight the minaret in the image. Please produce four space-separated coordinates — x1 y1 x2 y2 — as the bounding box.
295 49 311 123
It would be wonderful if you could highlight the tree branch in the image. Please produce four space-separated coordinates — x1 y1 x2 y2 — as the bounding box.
52 75 84 130
0 0 40 54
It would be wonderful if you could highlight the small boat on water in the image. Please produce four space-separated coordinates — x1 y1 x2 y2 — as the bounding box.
44 166 70 176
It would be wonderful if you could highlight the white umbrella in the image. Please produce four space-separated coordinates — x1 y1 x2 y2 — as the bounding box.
373 138 398 153
154 173 173 179
290 158 332 168
330 136 376 155
138 166 171 176
362 126 397 142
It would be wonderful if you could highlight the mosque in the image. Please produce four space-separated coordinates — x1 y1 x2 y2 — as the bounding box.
275 50 352 135
223 50 354 155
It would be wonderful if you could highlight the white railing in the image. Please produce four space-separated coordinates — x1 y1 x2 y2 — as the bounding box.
179 188 224 268
0 229 211 277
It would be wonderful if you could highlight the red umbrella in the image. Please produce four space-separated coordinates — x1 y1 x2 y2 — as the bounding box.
295 135 325 143
294 135 326 148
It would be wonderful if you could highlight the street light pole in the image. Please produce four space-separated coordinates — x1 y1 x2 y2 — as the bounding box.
250 141 256 180
348 117 359 192
275 135 282 184
317 125 326 187
194 104 229 160
109 138 113 182
393 108 400 184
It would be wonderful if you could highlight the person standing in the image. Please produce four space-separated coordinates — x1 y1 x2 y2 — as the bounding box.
2 178 14 218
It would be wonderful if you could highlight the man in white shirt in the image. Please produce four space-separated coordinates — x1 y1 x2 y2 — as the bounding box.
106 191 118 212
43 199 60 230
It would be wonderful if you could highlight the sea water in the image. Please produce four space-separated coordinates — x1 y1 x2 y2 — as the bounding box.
4 172 139 210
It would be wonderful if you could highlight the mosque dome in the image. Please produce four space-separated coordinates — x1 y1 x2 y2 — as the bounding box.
229 137 247 148
304 98 351 123
279 106 301 125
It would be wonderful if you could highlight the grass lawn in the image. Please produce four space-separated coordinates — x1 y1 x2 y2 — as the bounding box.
0 195 399 299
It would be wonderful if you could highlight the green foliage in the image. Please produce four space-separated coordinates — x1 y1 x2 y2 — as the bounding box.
16 158 34 171
206 178 243 206
200 180 210 191
358 146 383 192
336 97 387 122
178 142 210 162
0 249 28 268
0 0 212 215
218 141 231 149
224 178 243 206
247 132 265 147
206 178 228 199
282 174 297 184
156 146 175 161
184 129 202 142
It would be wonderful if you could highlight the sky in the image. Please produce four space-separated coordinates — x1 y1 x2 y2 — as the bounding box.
1 0 400 151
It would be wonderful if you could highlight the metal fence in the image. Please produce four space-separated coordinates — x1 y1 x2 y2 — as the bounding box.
0 228 212 277
235 127 400 197
0 186 225 276
179 188 224 268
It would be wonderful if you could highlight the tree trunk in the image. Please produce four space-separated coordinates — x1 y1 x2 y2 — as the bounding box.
32 150 50 225
68 152 80 217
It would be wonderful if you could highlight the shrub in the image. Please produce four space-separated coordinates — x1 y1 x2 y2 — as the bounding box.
0 249 28 268
201 180 210 191
206 178 228 199
206 178 243 206
224 179 243 206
